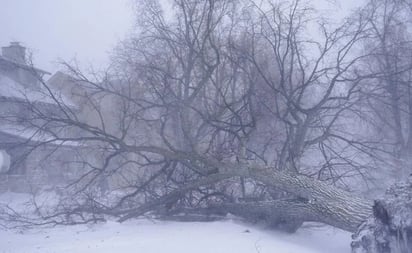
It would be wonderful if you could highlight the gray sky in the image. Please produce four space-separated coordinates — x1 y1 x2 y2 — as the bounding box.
0 0 133 73
0 0 363 74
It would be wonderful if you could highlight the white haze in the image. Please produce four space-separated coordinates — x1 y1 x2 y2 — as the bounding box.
0 0 133 72
0 0 363 73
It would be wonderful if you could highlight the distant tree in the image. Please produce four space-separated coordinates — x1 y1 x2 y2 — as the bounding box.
358 0 412 179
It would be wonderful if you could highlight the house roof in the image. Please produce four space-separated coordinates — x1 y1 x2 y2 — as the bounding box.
0 124 82 147
0 55 51 75
0 74 76 107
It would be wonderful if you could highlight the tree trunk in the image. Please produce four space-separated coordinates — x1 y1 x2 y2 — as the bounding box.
245 166 373 232
352 179 412 253
118 159 373 232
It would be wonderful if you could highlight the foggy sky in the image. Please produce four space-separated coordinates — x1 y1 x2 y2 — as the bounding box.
0 0 133 73
0 0 362 75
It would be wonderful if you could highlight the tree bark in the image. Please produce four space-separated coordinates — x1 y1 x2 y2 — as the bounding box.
352 179 412 253
118 158 373 232
245 166 373 232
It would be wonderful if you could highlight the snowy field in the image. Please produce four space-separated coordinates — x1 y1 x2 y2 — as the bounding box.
0 219 351 253
0 193 351 253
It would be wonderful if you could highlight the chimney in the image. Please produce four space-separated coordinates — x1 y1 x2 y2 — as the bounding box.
1 42 26 65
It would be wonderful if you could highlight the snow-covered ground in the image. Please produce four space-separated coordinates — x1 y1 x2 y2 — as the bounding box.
0 193 351 253
0 219 351 253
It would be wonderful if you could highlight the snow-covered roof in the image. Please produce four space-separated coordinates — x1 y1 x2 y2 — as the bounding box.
0 74 76 107
0 55 51 75
0 124 82 147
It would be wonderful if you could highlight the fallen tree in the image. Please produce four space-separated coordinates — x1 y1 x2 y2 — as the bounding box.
0 160 373 233
352 177 412 253
5 2 412 253
115 158 373 233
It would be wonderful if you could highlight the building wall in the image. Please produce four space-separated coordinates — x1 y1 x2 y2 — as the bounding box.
0 133 98 193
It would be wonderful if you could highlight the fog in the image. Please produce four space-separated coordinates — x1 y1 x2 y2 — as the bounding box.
4 1 412 253
0 0 133 72
0 0 362 73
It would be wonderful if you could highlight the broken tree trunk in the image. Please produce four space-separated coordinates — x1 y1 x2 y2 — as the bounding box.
352 178 412 253
154 200 317 233
206 200 316 233
211 200 310 233
118 160 373 233
245 167 373 232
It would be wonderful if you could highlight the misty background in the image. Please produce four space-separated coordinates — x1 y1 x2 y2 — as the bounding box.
2 0 412 252
0 0 133 72
0 0 361 73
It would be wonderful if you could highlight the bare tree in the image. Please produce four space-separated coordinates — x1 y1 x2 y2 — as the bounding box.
234 0 378 188
354 0 412 183
1 0 379 234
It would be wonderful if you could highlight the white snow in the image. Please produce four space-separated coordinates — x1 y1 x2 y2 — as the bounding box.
0 192 351 253
0 74 75 107
0 124 50 142
0 219 351 253
0 124 82 146
0 75 50 102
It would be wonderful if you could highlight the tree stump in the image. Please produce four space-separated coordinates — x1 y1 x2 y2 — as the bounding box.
351 178 412 253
